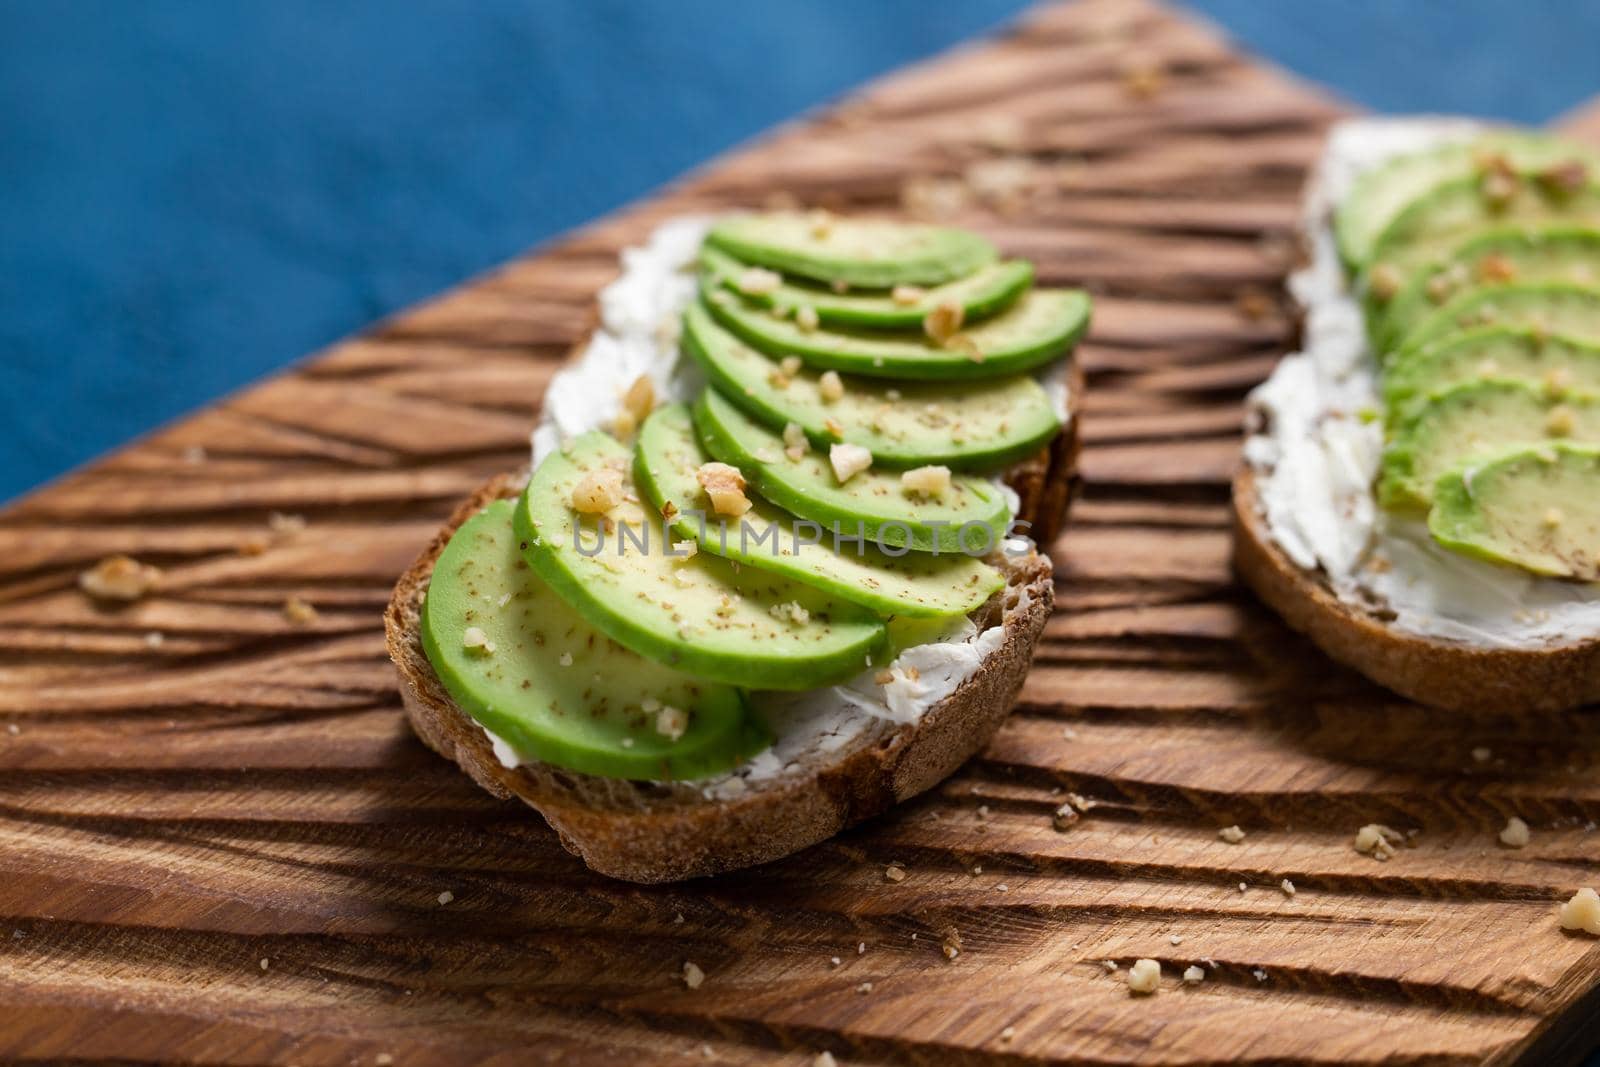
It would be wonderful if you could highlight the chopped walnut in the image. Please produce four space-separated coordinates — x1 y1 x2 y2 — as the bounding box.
79 555 162 602
682 961 705 989
884 864 906 883
696 462 752 517
571 468 625 514
735 267 782 296
1354 823 1402 861
1476 253 1518 283
1367 263 1403 301
901 464 952 498
818 370 845 403
1218 825 1246 844
1546 405 1576 436
461 626 495 654
1560 888 1600 935
1052 803 1080 831
656 705 688 742
923 301 965 345
611 374 656 440
892 285 927 307
1544 507 1565 528
829 442 873 484
282 596 319 625
1182 965 1205 984
780 355 803 377
1500 816 1531 848
795 305 820 332
769 600 810 626
783 421 810 460
671 539 698 561
1126 958 1160 994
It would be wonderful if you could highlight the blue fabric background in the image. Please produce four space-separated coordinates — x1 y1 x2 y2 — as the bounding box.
0 0 1597 509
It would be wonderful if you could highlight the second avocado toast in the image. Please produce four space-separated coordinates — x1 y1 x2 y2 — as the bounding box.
386 212 1089 881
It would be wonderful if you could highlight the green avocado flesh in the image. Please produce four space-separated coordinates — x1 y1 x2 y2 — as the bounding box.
682 300 1062 468
420 500 770 781
693 388 1014 554
1337 133 1600 268
700 246 1034 330
1375 227 1600 352
1384 328 1600 416
702 284 1089 381
1378 380 1600 510
1430 444 1600 580
1392 282 1600 359
706 213 997 288
633 404 1003 618
1365 176 1600 299
518 432 884 690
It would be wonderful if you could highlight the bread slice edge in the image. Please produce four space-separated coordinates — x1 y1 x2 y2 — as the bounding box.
1233 466 1600 713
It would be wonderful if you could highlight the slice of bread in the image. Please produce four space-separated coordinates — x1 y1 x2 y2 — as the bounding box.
387 469 1059 882
1233 467 1600 713
385 344 1078 882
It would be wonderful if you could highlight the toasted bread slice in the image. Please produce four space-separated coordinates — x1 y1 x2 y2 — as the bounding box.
384 346 1078 882
1233 468 1600 714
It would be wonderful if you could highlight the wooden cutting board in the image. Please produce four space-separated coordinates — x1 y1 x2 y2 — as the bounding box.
4 0 1600 1062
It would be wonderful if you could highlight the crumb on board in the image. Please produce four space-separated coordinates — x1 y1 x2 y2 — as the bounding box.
1500 816 1531 849
1182 965 1205 984
682 961 705 989
79 555 162 601
1354 824 1402 861
1560 888 1600 935
884 864 906 883
437 890 454 905
1126 958 1160 994
1218 825 1246 844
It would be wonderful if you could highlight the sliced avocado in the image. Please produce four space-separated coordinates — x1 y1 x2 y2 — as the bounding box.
1384 327 1600 417
700 245 1033 330
421 500 770 781
1378 380 1600 510
634 404 1003 617
1375 226 1600 352
706 212 996 288
1430 443 1600 580
701 285 1089 381
517 432 884 690
1364 175 1600 304
1337 132 1600 268
682 300 1062 468
693 388 1013 554
1394 281 1600 356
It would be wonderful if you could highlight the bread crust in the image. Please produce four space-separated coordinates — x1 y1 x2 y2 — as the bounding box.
387 473 1056 883
1233 467 1600 714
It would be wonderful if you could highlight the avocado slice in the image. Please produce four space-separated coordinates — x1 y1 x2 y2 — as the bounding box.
1364 176 1600 307
1337 132 1600 268
1384 327 1600 417
682 301 1061 469
700 246 1033 331
693 388 1013 554
1379 380 1600 510
701 285 1089 382
421 500 771 781
1394 281 1600 357
517 432 884 690
1375 226 1600 352
706 212 997 289
1430 443 1600 580
634 404 1003 617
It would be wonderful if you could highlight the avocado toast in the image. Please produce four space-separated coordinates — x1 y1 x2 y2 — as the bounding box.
386 213 1084 881
1235 117 1600 713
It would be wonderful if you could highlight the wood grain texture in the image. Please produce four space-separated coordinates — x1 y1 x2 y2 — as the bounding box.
2 0 1599 1063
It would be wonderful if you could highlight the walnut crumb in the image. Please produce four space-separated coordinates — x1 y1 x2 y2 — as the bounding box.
571 468 625 514
682 961 706 989
901 464 951 499
1354 823 1402 860
1218 825 1246 844
735 267 782 296
1280 879 1296 898
655 705 688 742
1560 888 1600 935
818 370 845 403
923 301 965 345
892 285 926 307
795 305 820 332
696 461 752 517
282 596 318 625
1182 965 1205 984
829 443 873 484
437 890 454 905
1500 816 1531 849
813 1053 838 1067
1052 803 1080 831
80 555 162 602
1126 958 1160 994
461 627 494 654
884 864 906 883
